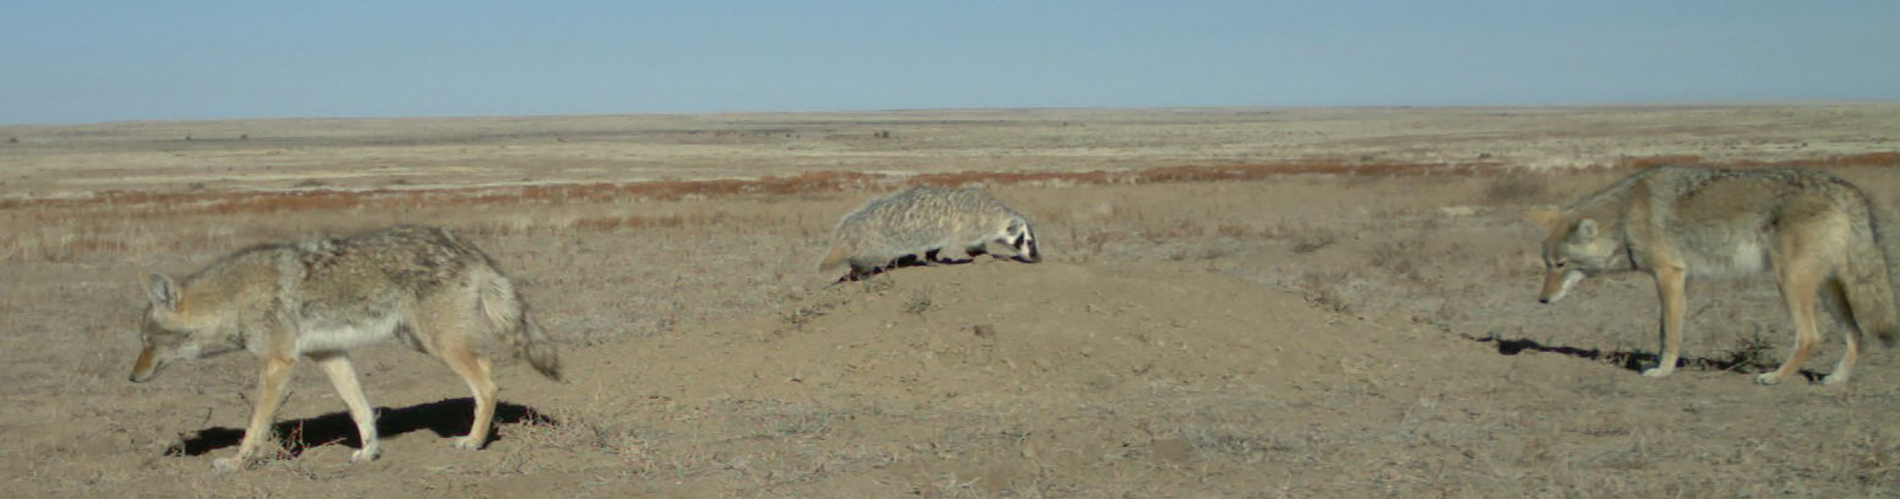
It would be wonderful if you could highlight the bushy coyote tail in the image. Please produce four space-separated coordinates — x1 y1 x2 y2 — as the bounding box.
478 270 563 381
520 317 562 381
818 244 847 272
1841 221 1900 347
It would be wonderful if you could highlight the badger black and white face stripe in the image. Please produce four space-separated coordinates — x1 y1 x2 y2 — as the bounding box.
1010 221 1041 263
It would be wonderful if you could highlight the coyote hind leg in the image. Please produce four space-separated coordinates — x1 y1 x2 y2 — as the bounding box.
438 337 499 450
1760 262 1826 385
1821 279 1860 386
312 354 381 462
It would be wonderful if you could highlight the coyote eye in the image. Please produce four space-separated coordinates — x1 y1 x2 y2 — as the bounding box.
1554 260 1567 268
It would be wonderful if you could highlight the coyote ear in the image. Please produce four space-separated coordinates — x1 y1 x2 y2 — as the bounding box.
1570 219 1599 243
1524 208 1560 228
144 273 180 311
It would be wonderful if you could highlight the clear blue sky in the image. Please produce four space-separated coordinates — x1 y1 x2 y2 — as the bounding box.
3 1 1896 123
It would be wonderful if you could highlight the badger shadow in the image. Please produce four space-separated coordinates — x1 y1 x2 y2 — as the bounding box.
165 398 557 458
836 250 1034 282
1464 334 1827 383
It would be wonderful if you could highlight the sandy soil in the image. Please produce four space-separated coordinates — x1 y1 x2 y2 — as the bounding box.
5 104 1900 497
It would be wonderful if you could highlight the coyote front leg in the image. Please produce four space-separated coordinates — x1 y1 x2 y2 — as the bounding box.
215 354 295 471
1646 265 1688 378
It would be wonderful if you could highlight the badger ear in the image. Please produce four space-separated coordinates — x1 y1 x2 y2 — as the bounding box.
1524 207 1560 228
1570 219 1599 243
144 273 180 311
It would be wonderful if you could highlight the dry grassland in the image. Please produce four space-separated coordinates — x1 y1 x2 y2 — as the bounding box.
4 104 1900 497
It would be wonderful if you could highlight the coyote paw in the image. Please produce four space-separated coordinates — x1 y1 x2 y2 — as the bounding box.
350 446 381 463
1640 366 1675 378
451 435 486 451
1823 373 1851 386
212 457 244 472
1755 372 1786 385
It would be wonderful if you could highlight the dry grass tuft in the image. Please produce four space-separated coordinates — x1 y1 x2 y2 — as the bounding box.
1368 239 1428 282
1481 173 1551 206
1294 270 1356 315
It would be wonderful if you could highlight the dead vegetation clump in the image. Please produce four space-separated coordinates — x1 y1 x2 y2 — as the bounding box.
1481 173 1550 206
1295 270 1356 315
1367 238 1428 282
1260 221 1337 255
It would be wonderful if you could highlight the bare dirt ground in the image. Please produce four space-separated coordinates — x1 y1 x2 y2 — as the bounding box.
5 104 1900 497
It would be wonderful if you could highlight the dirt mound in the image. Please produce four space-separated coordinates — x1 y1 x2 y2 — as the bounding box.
612 259 1422 404
522 260 1501 496
676 261 1357 395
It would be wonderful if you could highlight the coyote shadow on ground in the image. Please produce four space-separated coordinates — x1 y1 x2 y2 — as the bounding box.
165 398 557 457
1463 334 1827 383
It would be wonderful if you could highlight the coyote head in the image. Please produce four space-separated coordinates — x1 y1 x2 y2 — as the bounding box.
1001 218 1041 263
1526 209 1623 304
130 274 237 383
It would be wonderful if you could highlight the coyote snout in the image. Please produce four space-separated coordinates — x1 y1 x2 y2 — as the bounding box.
1536 269 1584 304
128 345 162 383
129 352 155 382
131 225 561 471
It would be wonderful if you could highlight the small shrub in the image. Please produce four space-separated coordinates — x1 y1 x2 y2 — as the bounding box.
1481 173 1549 206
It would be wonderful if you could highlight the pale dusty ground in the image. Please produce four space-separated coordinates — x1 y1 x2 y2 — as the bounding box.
4 104 1900 497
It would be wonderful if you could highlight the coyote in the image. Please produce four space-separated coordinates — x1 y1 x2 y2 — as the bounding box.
129 225 561 471
1528 165 1897 385
819 185 1042 280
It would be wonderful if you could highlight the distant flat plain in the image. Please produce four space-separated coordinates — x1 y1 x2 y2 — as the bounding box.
4 103 1895 198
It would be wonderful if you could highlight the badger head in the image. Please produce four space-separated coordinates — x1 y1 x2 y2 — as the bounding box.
1002 218 1041 263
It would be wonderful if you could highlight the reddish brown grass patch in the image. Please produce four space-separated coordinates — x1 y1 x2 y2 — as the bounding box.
6 153 1893 220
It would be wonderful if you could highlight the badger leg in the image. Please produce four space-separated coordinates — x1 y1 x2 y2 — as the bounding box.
925 248 978 265
838 258 903 282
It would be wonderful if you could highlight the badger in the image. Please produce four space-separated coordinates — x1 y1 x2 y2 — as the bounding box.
819 186 1042 279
